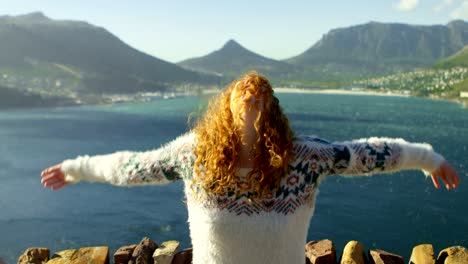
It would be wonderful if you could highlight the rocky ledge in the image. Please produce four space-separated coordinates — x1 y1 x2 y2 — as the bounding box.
14 237 468 264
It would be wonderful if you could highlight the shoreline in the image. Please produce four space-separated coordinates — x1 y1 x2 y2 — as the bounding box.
1 87 465 110
272 87 467 108
273 87 410 97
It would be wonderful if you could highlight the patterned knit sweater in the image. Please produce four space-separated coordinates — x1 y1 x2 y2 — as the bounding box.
61 132 445 264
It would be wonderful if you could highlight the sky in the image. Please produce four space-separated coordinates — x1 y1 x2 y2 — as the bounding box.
0 0 467 63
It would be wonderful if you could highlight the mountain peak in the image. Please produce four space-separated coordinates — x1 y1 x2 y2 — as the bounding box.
22 11 48 19
13 12 51 22
221 39 244 50
0 12 98 29
0 12 54 25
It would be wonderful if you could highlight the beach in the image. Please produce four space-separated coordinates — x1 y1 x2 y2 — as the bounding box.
272 87 410 97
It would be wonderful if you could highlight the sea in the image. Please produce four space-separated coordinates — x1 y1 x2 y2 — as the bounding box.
0 92 466 263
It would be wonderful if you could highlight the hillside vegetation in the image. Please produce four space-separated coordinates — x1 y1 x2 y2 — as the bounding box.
1 12 467 107
0 12 218 105
353 46 467 102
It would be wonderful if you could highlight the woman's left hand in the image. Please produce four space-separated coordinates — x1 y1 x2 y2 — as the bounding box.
430 161 461 190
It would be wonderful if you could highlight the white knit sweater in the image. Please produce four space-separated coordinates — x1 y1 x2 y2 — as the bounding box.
61 132 445 264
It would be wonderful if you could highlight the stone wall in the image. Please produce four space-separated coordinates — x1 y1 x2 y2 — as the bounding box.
16 237 468 264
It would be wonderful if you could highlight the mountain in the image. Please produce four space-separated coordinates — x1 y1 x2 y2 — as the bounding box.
0 12 216 99
178 39 295 82
286 20 468 81
2 13 466 99
436 45 468 68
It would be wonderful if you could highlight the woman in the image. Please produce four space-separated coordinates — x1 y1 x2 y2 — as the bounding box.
41 72 460 264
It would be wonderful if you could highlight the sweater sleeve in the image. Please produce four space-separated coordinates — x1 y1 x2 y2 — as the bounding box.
295 136 445 178
60 132 196 186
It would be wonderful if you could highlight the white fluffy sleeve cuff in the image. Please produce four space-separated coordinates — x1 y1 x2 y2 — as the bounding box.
60 151 136 185
61 156 89 183
398 141 445 176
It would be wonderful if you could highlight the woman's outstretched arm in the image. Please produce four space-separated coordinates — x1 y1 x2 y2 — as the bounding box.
41 132 195 190
295 136 460 190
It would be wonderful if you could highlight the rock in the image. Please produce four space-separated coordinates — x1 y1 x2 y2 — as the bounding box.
172 248 193 264
409 244 435 264
368 249 404 264
114 245 137 264
18 247 50 264
340 240 366 264
0 257 6 264
153 240 179 264
129 237 158 264
305 239 337 264
74 247 109 264
47 247 109 264
437 246 468 264
48 249 77 264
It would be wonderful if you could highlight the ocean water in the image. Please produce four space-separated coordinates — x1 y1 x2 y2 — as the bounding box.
0 93 466 263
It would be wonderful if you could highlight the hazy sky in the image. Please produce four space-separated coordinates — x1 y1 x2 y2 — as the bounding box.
1 0 467 63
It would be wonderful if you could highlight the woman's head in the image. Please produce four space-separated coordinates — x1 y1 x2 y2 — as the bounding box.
193 71 294 197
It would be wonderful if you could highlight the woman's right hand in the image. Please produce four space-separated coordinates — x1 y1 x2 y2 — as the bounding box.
41 163 69 191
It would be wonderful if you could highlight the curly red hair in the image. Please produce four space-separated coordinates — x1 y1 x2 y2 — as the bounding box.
193 72 294 197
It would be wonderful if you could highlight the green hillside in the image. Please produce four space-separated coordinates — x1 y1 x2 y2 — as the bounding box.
286 20 468 81
2 12 467 107
436 45 468 68
0 12 218 105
